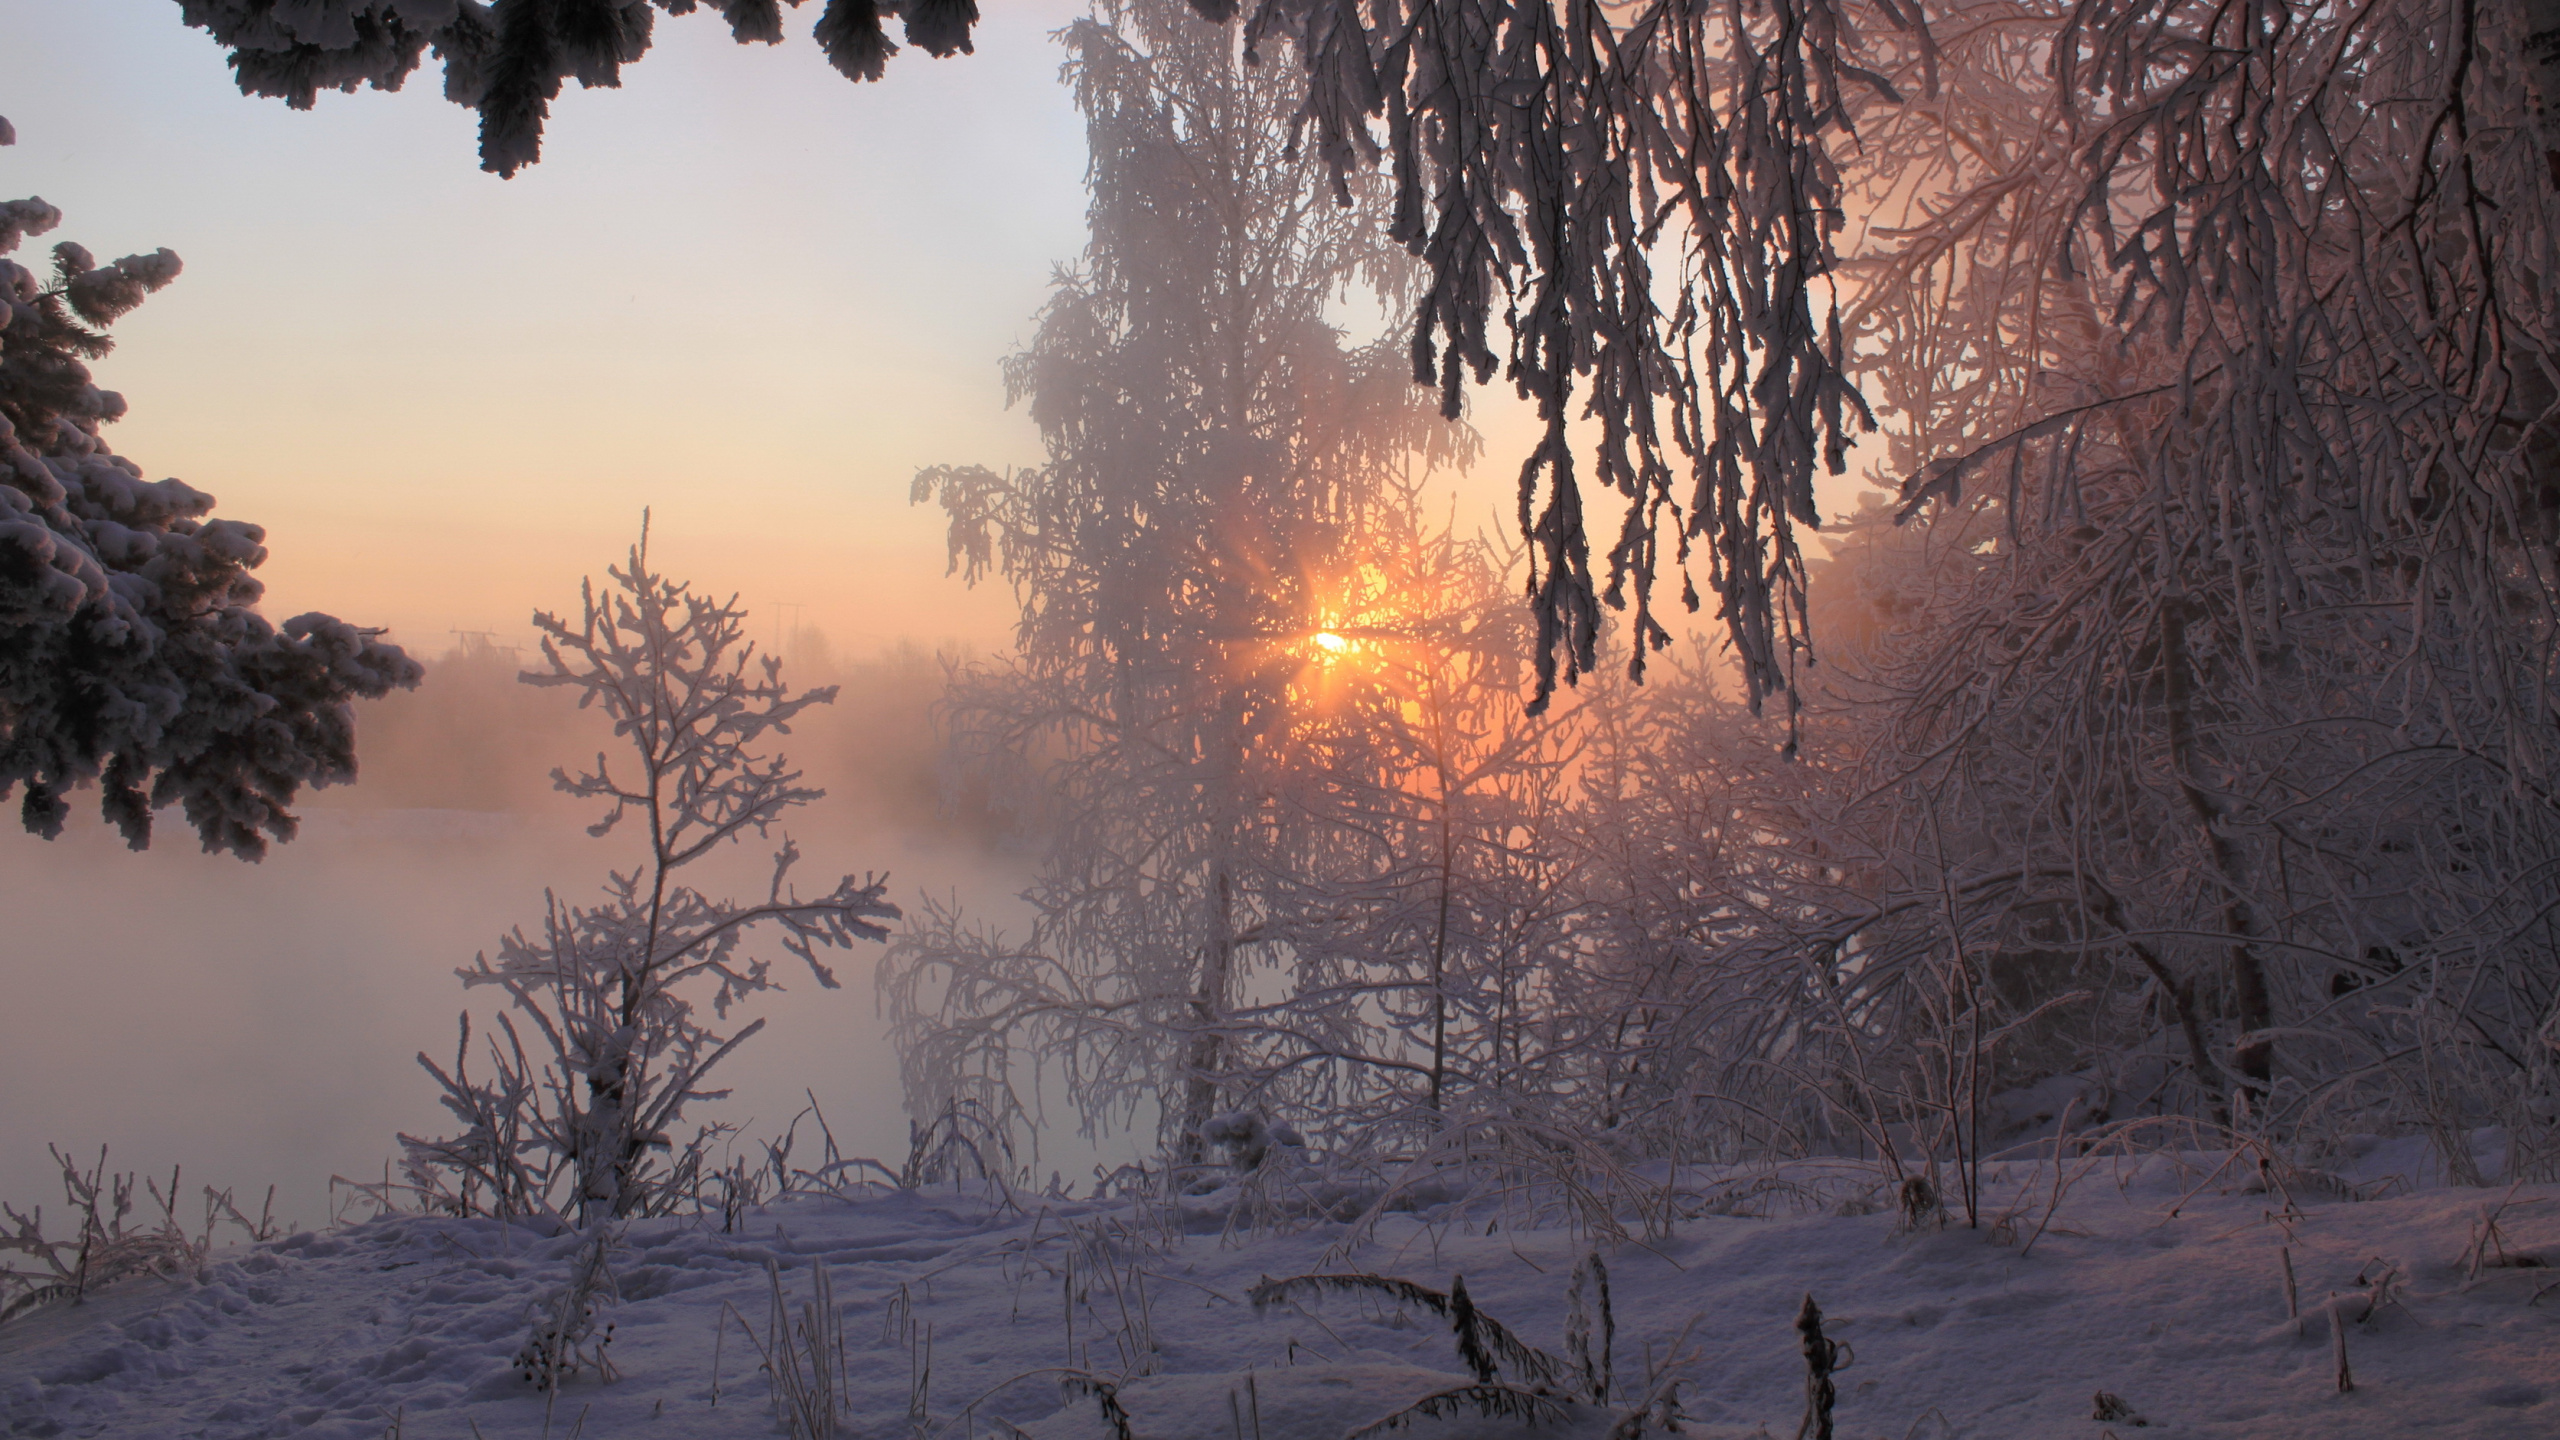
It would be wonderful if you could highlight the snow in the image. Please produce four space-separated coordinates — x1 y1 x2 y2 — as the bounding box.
5 1158 2554 1439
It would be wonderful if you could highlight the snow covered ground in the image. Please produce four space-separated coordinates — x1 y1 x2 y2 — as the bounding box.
4 1147 2555 1439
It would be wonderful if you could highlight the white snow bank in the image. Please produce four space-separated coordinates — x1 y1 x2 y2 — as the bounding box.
1019 1363 1620 1440
2 1162 2554 1438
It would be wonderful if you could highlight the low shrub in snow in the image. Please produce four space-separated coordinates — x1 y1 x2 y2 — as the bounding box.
0 1144 276 1325
393 522 898 1226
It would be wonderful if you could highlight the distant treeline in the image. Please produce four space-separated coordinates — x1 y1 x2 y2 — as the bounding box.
325 636 1017 854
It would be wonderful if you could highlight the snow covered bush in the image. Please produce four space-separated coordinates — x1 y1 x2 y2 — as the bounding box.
399 523 897 1225
0 147 418 857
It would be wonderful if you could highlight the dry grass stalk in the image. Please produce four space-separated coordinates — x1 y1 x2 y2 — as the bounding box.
758 1257 850 1440
1247 1272 1561 1388
724 1259 850 1440
2460 1185 2548 1283
1058 1373 1133 1440
517 1228 621 1397
1795 1294 1842 1440
2 1145 274 1324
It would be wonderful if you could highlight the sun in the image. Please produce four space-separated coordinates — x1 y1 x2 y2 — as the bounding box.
1312 630 1352 655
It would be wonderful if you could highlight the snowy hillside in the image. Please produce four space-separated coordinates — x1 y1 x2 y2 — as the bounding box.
5 1150 2554 1439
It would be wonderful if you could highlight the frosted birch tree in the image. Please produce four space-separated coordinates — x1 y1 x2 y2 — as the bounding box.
882 0 1470 1173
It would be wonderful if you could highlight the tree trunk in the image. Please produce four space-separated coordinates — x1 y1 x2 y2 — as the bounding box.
1426 680 1456 1120
2524 0 2560 188
2157 592 2275 1112
1179 863 1235 1170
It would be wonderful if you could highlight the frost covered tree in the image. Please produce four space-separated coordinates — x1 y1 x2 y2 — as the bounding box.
1798 0 2560 1165
401 523 897 1223
1543 0 2560 1167
882 0 1477 1172
1241 530 1589 1151
0 130 418 858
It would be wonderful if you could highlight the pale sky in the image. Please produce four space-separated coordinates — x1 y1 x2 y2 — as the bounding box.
2 0 1111 657
0 2 1803 665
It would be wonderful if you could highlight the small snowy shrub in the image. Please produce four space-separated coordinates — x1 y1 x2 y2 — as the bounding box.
400 524 897 1224
0 1145 275 1323
516 1228 621 1391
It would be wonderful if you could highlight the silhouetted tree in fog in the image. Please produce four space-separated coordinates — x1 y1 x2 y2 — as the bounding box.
402 523 897 1222
883 0 1471 1170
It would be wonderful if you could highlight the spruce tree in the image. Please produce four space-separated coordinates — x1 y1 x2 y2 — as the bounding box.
0 147 419 858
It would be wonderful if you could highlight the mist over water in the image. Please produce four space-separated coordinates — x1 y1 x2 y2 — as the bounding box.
0 638 1033 1226
0 2 1545 1231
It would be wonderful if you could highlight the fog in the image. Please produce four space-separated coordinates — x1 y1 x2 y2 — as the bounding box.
0 0 1087 1228
0 638 1032 1226
8 6 2556 1436
0 0 1554 1229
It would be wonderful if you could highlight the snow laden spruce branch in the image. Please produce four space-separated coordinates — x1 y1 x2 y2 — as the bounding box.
397 521 897 1226
0 121 418 857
